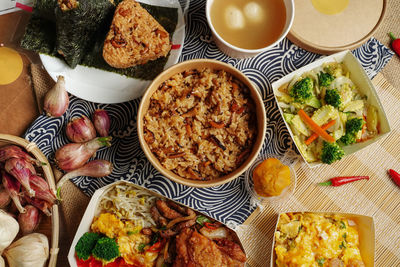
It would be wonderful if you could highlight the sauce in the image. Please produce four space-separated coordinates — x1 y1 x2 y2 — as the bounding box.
210 0 286 50
0 47 23 85
311 0 349 15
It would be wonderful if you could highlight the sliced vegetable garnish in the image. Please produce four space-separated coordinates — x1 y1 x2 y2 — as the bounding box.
138 243 146 252
319 176 369 187
298 109 335 143
196 215 212 226
305 119 336 145
204 222 218 230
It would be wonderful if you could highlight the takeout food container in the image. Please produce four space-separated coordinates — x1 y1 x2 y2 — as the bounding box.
0 134 59 267
67 180 246 266
272 50 391 168
137 59 267 187
205 0 294 58
270 211 375 267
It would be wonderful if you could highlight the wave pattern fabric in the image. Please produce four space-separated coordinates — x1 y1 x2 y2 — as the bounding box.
25 0 393 225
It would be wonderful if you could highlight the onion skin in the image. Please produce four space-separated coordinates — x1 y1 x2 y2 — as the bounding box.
66 115 96 143
24 195 52 216
93 109 111 137
29 175 58 205
55 137 112 171
18 205 41 234
56 160 113 195
43 75 69 117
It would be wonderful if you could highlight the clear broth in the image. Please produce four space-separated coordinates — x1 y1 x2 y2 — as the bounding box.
210 0 287 50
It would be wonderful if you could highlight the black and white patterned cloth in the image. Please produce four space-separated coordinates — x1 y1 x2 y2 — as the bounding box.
25 1 394 225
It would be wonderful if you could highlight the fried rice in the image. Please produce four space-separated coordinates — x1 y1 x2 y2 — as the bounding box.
143 68 257 180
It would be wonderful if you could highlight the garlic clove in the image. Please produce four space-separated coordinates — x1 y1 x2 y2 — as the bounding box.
4 233 49 267
18 205 41 235
93 109 111 137
43 75 69 117
66 115 97 143
0 210 19 254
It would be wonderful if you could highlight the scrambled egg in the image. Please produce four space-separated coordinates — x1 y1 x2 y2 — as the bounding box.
274 213 365 267
91 212 158 267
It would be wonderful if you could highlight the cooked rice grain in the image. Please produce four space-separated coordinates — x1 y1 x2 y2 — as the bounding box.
144 68 257 180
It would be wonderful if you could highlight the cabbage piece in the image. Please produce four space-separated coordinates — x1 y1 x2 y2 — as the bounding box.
291 115 312 136
343 100 364 113
293 136 317 163
311 105 338 126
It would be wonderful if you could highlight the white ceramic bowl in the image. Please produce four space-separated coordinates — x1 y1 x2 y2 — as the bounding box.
206 0 295 58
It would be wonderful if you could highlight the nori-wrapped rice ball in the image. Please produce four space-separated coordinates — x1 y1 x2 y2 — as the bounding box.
55 0 115 68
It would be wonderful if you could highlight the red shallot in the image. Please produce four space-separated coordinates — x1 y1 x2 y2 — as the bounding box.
29 175 58 205
43 75 69 117
56 160 113 195
2 171 26 213
93 109 111 137
0 185 11 208
55 137 112 171
66 115 97 143
0 145 44 166
24 195 52 216
5 158 36 197
18 205 41 234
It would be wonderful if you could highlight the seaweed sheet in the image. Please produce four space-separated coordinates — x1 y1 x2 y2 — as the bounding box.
55 0 116 68
20 1 178 80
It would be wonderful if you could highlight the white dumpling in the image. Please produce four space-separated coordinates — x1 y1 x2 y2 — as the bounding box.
243 2 264 23
224 5 245 29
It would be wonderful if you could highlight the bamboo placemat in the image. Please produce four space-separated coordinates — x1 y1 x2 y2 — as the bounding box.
238 72 400 266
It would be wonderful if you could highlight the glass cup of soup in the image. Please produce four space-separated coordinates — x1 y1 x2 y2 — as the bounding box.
206 0 294 58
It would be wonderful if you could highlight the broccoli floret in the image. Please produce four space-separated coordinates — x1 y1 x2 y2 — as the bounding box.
318 72 334 87
320 141 345 164
289 77 313 103
345 118 364 134
325 89 341 108
92 237 120 263
340 133 356 145
75 232 101 260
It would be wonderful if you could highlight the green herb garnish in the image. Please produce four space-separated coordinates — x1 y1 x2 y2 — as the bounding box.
339 221 346 229
339 241 347 249
138 243 146 252
316 258 325 266
196 215 212 226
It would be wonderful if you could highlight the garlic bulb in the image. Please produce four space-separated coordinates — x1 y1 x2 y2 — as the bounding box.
4 233 49 267
0 210 19 253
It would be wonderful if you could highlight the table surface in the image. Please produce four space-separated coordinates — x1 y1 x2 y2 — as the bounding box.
0 0 399 266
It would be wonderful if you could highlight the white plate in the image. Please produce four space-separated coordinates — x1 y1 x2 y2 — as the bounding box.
40 0 185 103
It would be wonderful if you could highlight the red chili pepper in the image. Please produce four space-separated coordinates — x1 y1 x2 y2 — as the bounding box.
204 222 218 230
389 32 400 57
319 176 369 187
147 240 164 253
388 169 400 187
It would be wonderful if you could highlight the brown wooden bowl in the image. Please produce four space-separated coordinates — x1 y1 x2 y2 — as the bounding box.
0 134 59 267
137 59 267 187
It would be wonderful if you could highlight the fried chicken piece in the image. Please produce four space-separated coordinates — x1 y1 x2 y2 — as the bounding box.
215 238 247 263
173 229 245 267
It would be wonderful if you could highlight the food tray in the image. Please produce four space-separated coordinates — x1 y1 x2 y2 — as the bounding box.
0 133 59 267
270 211 375 267
67 180 246 266
272 50 391 168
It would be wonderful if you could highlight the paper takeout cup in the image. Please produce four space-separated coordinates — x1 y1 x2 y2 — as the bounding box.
67 180 246 266
272 50 391 168
270 211 375 267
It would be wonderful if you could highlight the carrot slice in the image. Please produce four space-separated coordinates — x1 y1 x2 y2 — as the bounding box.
298 109 335 143
305 119 336 145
